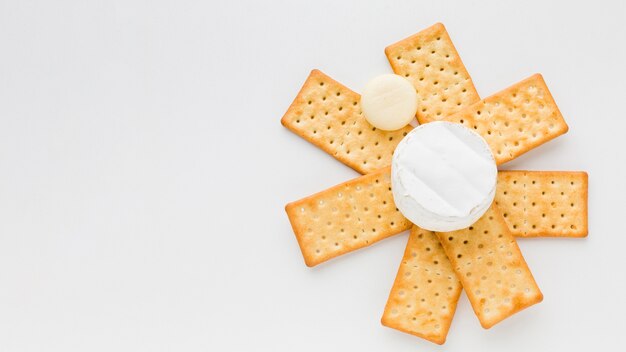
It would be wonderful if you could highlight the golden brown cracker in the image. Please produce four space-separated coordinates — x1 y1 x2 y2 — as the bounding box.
285 167 412 267
386 23 480 124
496 171 588 237
286 169 587 266
381 226 462 344
435 205 543 328
443 74 568 165
280 70 412 174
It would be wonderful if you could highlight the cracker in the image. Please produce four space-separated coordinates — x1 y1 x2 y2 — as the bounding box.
442 74 568 165
286 170 587 266
385 23 480 124
280 70 412 174
285 167 412 267
381 226 462 344
435 204 543 328
496 171 588 237
281 24 480 174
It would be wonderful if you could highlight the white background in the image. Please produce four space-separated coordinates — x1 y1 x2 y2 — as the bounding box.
0 0 624 351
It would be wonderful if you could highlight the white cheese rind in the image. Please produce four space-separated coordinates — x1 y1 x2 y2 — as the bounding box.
391 121 497 231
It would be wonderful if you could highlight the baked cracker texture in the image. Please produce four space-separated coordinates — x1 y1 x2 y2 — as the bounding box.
441 74 569 165
381 226 462 345
281 25 480 174
280 69 412 174
435 205 543 328
285 167 412 267
286 170 587 266
386 23 480 124
496 171 588 237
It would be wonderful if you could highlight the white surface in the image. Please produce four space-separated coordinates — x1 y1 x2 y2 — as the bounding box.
392 122 497 231
0 0 624 351
361 74 417 130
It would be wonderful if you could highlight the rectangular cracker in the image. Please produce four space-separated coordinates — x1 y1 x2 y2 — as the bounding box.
285 167 412 267
284 72 567 174
381 226 462 345
441 74 569 165
281 24 479 174
385 23 480 124
383 172 588 340
435 204 543 328
280 69 413 174
286 169 587 266
496 171 588 237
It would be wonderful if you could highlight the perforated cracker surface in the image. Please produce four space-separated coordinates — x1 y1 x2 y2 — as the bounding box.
286 170 587 266
435 205 543 328
385 23 480 124
382 226 462 344
496 171 588 237
443 74 568 165
281 70 412 174
285 167 412 267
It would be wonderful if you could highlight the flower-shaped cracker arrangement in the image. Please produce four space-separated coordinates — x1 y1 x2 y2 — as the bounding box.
281 23 588 345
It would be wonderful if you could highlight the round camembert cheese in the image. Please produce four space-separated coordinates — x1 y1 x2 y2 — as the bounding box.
360 74 418 131
391 121 497 232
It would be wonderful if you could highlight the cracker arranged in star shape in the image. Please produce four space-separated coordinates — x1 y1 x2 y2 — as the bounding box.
281 23 588 344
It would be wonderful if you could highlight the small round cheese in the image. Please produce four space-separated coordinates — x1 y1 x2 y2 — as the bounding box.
361 74 418 131
391 121 497 232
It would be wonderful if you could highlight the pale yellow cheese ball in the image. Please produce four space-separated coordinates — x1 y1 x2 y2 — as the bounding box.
360 74 418 131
